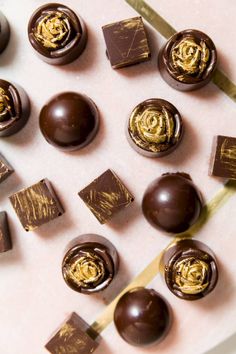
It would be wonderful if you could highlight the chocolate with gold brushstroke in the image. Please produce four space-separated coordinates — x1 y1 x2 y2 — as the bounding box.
0 153 14 183
45 312 101 354
28 3 87 65
62 234 119 294
0 11 10 54
79 169 134 224
0 79 30 137
161 239 218 300
209 135 236 180
102 16 151 69
127 98 183 157
9 179 64 231
158 29 217 91
0 212 12 253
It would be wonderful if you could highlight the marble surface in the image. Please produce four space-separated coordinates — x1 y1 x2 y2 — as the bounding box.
0 0 236 353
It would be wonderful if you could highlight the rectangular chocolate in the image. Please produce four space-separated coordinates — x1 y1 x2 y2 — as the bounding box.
79 169 134 224
102 16 151 69
9 179 64 231
0 153 13 183
209 135 236 179
0 211 12 252
45 312 100 354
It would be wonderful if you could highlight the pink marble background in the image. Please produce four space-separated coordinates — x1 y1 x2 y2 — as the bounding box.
0 0 236 353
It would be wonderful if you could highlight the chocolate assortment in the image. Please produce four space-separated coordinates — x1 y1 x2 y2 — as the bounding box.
0 79 30 137
0 11 10 54
0 211 12 253
28 3 87 65
0 153 14 183
142 173 203 233
161 239 218 300
127 98 183 157
79 169 134 224
62 234 119 294
114 287 171 346
45 312 101 354
9 179 64 231
209 135 236 180
158 29 217 91
102 16 151 69
39 92 99 151
1 2 234 353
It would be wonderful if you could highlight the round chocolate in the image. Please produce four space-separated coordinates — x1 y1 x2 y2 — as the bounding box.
39 92 99 151
0 11 10 54
126 98 183 157
0 79 30 137
158 29 217 91
28 3 87 65
114 287 171 347
161 239 218 300
142 173 203 234
62 234 119 294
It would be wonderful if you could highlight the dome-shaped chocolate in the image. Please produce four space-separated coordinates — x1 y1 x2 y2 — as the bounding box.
114 287 171 347
39 92 99 151
142 173 203 233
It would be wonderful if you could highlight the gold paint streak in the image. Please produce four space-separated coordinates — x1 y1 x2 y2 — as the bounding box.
34 12 70 49
174 257 209 294
171 38 210 80
125 0 236 103
91 179 236 333
59 324 76 339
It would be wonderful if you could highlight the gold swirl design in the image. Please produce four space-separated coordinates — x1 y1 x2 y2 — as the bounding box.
129 105 175 152
34 11 71 49
0 88 11 122
171 38 210 81
174 257 209 294
67 252 105 288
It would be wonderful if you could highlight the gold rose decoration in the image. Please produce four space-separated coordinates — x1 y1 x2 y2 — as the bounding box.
129 104 175 152
173 257 209 295
0 88 12 122
34 11 71 49
67 251 105 288
171 37 210 81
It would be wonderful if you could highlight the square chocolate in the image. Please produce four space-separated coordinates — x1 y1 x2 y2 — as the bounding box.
0 153 14 183
209 135 236 179
0 211 12 253
45 312 100 354
102 16 151 69
79 169 134 224
9 179 64 231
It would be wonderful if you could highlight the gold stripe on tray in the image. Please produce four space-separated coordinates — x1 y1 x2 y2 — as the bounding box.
91 180 236 334
125 0 236 103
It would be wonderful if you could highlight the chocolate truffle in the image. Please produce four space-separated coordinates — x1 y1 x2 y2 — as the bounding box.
158 29 217 91
45 312 101 354
114 287 171 347
0 211 12 253
142 173 203 233
0 79 30 137
102 16 151 69
39 92 99 151
78 169 134 224
62 234 119 294
0 153 14 183
209 135 236 180
9 179 64 231
127 98 183 157
0 11 10 54
161 239 218 300
28 3 87 65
